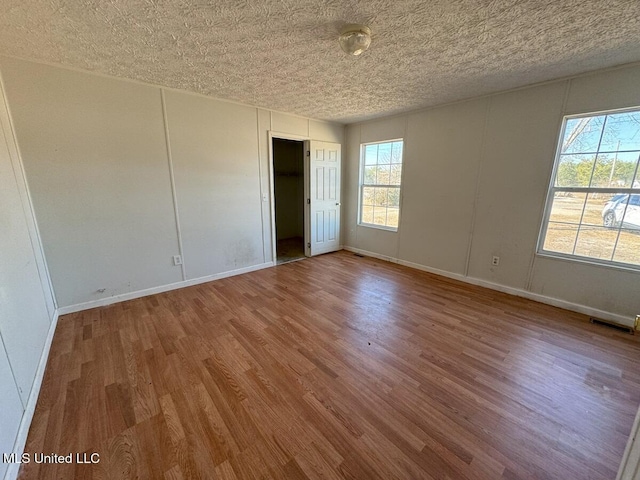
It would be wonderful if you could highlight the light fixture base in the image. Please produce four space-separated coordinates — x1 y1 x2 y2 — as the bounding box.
339 24 372 56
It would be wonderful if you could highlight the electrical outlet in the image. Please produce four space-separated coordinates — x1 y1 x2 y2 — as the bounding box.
492 256 500 266
173 255 183 266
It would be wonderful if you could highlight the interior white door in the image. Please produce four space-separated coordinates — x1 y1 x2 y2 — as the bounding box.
307 141 341 256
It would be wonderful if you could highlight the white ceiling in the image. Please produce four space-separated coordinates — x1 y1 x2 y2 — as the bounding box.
0 0 639 123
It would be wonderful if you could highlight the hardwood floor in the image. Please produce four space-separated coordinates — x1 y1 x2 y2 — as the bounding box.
19 251 640 479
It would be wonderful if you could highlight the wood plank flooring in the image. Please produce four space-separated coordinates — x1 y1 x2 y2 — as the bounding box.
19 251 640 479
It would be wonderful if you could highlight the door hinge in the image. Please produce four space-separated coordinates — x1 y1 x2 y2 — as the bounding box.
307 198 310 204
307 242 311 248
306 150 310 156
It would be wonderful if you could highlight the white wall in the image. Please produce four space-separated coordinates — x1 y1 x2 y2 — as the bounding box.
0 342 23 480
164 90 265 279
0 72 56 480
345 64 640 323
0 56 344 311
1 58 185 307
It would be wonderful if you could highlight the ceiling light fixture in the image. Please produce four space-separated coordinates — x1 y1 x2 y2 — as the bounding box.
338 24 372 56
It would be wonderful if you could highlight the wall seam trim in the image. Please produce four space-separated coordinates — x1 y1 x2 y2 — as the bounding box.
395 116 409 260
160 89 187 281
256 109 267 264
464 98 492 277
356 126 361 247
0 325 22 409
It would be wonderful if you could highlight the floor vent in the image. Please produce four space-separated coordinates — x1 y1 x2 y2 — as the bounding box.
354 253 365 258
589 317 635 335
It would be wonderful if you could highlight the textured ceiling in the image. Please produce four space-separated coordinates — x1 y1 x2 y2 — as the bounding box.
0 0 639 123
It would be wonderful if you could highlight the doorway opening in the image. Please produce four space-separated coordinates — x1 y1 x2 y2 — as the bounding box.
273 138 306 264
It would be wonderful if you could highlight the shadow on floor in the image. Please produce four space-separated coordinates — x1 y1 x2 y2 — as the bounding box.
277 236 305 265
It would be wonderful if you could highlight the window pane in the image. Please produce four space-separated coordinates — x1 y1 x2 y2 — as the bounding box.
372 207 387 226
602 195 629 228
387 208 399 228
561 116 605 154
631 156 640 188
610 152 638 188
613 229 640 265
391 142 403 163
390 164 402 185
555 154 596 187
361 205 374 224
620 195 640 229
373 187 388 207
600 111 640 152
362 186 375 206
548 192 586 224
543 222 579 254
364 145 378 165
589 154 614 188
364 166 376 184
377 143 392 164
574 226 618 260
582 193 611 226
376 165 391 185
590 152 639 188
388 188 400 207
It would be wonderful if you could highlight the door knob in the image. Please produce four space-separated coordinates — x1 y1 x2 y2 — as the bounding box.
336 202 341 206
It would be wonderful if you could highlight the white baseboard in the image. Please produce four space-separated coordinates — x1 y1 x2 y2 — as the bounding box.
5 309 59 480
58 261 274 315
344 246 634 328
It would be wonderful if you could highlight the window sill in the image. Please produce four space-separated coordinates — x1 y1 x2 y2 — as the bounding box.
357 222 398 233
536 250 640 273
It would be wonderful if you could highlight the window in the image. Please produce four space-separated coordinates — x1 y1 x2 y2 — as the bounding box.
539 108 640 268
359 140 404 230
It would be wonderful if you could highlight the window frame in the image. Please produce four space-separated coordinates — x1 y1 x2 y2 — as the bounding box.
357 138 404 232
537 106 640 271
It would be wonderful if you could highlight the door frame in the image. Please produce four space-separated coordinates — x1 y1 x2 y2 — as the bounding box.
268 131 311 262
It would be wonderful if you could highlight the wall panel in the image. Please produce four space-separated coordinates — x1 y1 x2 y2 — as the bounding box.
467 82 566 288
271 112 309 137
400 99 487 274
0 82 52 403
0 58 183 307
0 68 56 480
0 340 23 480
164 91 263 280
